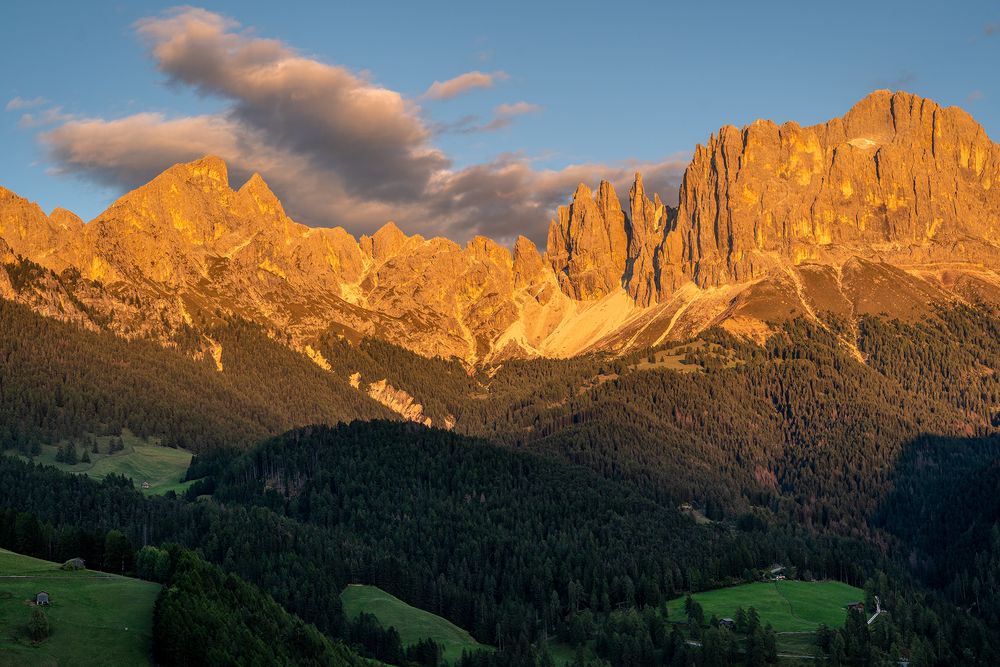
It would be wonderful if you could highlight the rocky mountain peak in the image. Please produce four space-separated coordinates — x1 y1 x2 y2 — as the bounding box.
170 155 230 192
49 208 84 231
664 89 1000 294
594 180 622 217
0 186 62 260
512 235 544 289
238 173 286 219
1 92 998 364
466 235 511 265
361 221 409 262
571 182 592 201
625 172 667 306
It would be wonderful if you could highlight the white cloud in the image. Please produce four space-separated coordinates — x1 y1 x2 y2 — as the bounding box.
423 70 508 100
18 106 74 128
5 96 47 111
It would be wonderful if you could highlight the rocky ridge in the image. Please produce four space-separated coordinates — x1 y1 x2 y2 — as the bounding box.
1 90 999 368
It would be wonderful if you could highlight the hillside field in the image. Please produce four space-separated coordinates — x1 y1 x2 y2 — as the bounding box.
341 584 493 663
6 431 194 495
0 548 160 666
667 580 865 632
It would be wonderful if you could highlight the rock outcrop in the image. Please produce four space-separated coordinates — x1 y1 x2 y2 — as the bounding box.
1 91 999 364
625 173 669 306
546 182 630 300
362 377 432 426
0 186 63 262
664 90 1000 291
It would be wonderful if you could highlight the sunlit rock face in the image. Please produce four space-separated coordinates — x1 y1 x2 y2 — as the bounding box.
1 91 999 363
546 181 630 301
0 186 67 262
665 90 1000 291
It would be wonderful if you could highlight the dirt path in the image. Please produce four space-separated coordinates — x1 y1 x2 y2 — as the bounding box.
0 575 120 580
772 581 799 618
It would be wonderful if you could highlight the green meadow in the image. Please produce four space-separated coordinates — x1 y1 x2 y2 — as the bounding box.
341 584 493 664
6 430 195 495
0 548 160 666
667 580 865 632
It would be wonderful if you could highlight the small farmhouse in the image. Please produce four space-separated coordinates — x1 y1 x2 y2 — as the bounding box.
35 591 49 605
847 601 865 613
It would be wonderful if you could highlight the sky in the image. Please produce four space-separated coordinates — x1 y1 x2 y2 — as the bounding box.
2 0 998 244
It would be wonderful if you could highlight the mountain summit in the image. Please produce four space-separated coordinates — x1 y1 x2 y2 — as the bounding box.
1 91 999 361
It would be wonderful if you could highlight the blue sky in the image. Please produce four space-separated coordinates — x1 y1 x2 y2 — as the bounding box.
2 1 998 242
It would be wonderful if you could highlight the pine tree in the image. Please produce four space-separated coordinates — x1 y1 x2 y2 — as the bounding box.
27 606 49 641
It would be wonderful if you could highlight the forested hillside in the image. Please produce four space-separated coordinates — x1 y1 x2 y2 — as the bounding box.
0 299 390 452
4 296 1000 663
1 420 997 665
152 546 369 666
452 307 1000 534
878 434 1000 626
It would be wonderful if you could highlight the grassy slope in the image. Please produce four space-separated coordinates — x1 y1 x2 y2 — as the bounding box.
0 548 160 666
6 431 194 496
667 580 864 632
629 341 741 374
341 584 492 663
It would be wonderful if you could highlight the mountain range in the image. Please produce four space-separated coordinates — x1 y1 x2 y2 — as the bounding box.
2 89 999 366
4 87 1000 666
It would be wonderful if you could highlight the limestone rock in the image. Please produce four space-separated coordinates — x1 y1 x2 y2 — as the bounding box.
238 173 286 220
0 187 62 261
361 222 410 263
625 173 667 306
2 91 999 366
49 208 84 232
365 378 432 426
546 181 629 300
512 235 544 289
0 236 15 264
661 90 1000 294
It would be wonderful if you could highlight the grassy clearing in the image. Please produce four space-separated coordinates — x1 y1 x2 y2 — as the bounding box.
0 548 160 666
630 341 741 374
667 580 864 632
341 584 493 664
5 430 194 496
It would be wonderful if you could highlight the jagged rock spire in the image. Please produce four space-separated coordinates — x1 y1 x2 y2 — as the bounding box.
546 180 629 300
625 172 666 306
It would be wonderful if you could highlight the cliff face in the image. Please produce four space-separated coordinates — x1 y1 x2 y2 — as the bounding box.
666 90 1000 290
546 182 630 300
1 90 999 364
0 186 66 263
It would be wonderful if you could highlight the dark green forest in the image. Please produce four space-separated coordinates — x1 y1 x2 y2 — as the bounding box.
150 545 368 666
0 299 389 452
0 420 996 665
